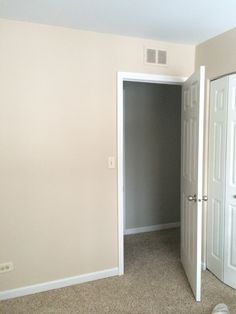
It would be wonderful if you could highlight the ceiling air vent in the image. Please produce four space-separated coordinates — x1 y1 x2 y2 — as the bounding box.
145 48 168 66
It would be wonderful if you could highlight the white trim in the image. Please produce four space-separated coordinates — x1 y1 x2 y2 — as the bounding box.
118 72 187 85
117 71 186 276
125 222 180 235
201 262 207 271
0 267 118 301
196 65 205 301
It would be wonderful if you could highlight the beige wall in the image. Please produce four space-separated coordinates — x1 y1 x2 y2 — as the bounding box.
195 27 236 79
0 19 195 291
195 27 236 264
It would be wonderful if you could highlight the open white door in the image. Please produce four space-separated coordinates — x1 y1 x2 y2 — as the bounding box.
181 66 205 301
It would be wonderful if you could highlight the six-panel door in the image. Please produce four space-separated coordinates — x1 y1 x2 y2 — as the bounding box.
181 66 205 302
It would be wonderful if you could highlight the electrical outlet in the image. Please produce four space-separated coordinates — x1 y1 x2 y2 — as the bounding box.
0 262 14 274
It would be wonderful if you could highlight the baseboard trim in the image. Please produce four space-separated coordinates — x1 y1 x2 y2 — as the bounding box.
201 262 207 271
124 222 180 235
0 267 119 301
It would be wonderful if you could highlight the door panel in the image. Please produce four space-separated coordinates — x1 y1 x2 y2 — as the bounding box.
212 199 221 258
213 122 223 182
224 74 236 289
181 66 205 302
207 77 228 281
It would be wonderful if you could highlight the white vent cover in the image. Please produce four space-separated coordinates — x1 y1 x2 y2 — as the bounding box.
157 50 167 65
146 48 156 64
145 48 168 66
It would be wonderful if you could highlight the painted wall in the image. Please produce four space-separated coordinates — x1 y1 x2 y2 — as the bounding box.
195 28 236 79
0 19 195 292
124 82 181 230
195 27 236 265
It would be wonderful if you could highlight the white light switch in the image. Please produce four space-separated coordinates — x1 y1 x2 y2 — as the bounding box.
108 156 115 169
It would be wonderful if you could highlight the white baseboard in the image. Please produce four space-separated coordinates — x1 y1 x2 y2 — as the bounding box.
0 267 119 301
124 222 180 235
201 262 207 271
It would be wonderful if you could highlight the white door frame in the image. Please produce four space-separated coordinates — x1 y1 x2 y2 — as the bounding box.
117 71 187 275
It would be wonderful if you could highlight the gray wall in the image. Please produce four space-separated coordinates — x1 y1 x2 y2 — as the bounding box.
124 82 181 229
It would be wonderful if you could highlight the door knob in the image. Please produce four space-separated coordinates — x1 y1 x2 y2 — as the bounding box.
188 194 197 202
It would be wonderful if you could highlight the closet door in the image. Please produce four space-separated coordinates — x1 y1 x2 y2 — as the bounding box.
207 77 228 281
224 74 236 289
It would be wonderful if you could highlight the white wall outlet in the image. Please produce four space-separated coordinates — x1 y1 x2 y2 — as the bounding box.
108 156 116 169
0 262 14 274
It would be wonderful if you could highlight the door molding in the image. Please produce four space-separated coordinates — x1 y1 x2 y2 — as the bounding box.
117 71 186 275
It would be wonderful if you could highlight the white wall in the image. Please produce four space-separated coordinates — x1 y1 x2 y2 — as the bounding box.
0 18 195 292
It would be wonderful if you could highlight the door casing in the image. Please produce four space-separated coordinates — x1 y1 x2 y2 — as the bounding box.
117 72 186 275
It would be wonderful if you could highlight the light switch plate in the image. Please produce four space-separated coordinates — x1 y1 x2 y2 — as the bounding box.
108 156 115 169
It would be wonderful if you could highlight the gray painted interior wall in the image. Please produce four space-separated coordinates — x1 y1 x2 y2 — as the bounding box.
124 81 181 229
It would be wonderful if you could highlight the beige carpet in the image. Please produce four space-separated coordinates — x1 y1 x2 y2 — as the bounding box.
1 228 236 314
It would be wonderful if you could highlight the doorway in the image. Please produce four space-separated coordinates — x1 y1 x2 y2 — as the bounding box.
117 72 186 276
123 81 181 235
118 68 206 302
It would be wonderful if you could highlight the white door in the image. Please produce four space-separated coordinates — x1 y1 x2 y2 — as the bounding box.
224 74 236 289
181 66 205 302
207 77 228 281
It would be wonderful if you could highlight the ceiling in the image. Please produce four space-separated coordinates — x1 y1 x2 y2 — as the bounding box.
0 0 236 44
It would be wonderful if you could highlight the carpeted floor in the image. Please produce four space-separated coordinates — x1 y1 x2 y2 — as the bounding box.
1 228 236 314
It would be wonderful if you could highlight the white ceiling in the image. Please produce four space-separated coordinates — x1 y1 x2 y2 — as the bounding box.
0 0 236 44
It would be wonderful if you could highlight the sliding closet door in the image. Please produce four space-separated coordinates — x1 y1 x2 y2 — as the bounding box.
207 77 228 281
224 74 236 289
